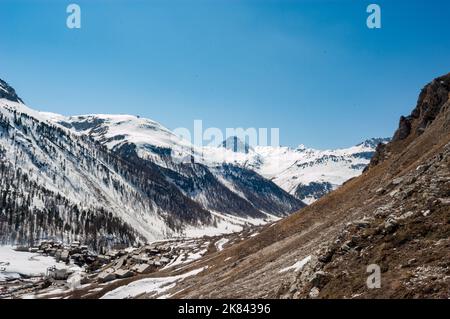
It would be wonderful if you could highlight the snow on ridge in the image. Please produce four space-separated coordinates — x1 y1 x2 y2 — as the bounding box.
1 99 51 124
215 238 229 252
39 111 67 122
59 113 196 154
41 110 383 204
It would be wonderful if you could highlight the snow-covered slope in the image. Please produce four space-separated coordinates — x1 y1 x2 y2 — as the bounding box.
48 110 387 206
0 77 386 249
51 114 305 218
0 98 217 246
243 140 389 204
49 113 194 167
0 79 306 249
200 139 389 204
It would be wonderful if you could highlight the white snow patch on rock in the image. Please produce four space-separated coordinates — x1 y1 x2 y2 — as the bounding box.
279 255 311 273
215 238 229 252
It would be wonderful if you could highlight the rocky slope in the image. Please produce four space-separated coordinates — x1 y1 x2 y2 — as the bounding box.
0 80 23 103
128 72 450 299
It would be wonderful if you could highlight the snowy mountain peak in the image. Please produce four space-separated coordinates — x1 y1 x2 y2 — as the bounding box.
221 136 253 154
0 79 23 103
356 137 390 149
45 111 388 205
296 144 307 151
52 113 186 152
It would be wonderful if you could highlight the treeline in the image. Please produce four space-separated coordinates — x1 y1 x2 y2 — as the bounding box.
0 150 138 250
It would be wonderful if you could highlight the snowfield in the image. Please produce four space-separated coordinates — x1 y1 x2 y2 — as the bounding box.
0 246 58 281
215 238 229 252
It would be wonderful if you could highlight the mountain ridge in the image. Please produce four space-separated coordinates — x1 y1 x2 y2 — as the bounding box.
45 111 388 204
0 77 390 251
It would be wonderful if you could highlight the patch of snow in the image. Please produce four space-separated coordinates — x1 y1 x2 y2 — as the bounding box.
101 267 207 299
215 238 229 252
157 288 185 299
279 255 311 273
0 246 58 281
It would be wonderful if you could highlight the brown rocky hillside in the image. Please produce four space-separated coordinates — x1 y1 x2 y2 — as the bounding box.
152 73 450 299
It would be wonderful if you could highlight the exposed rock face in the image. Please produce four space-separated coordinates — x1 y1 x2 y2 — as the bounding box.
369 73 450 169
393 116 412 141
291 143 450 298
412 74 450 134
363 142 387 172
0 79 23 103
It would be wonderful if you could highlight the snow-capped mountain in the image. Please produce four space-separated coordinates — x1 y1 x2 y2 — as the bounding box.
0 77 387 249
246 139 390 204
202 138 389 204
51 114 304 218
47 110 388 205
0 79 305 249
0 100 218 248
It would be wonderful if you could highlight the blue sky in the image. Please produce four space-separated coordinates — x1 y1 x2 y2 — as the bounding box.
1 0 450 149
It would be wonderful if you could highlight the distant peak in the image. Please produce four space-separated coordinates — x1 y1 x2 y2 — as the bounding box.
221 136 253 154
0 79 23 103
356 137 390 149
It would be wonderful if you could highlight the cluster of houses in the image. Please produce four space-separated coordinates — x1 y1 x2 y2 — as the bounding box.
1 236 223 298
19 240 178 283
96 244 174 282
27 241 90 263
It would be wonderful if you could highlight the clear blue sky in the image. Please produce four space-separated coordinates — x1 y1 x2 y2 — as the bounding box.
1 0 450 149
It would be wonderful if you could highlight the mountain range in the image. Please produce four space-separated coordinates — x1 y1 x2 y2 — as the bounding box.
44 110 388 204
0 78 386 249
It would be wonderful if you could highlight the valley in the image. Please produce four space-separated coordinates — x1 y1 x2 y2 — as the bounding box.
1 71 448 299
